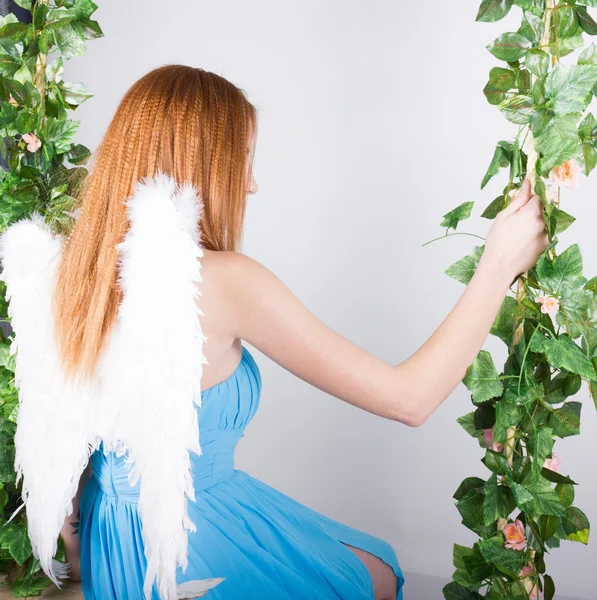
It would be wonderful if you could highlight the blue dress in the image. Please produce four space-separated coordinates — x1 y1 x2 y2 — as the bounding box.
79 346 405 599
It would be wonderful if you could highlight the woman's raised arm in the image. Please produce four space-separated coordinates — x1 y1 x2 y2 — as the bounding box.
218 181 547 427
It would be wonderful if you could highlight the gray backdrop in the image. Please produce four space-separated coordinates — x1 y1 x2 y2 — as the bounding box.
64 2 597 598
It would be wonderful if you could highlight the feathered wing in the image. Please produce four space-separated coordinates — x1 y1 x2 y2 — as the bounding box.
0 215 97 588
97 171 207 600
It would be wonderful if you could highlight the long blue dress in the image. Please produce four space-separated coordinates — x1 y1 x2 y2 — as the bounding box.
79 345 405 599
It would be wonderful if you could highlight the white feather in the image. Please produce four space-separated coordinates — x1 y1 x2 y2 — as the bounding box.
0 171 207 600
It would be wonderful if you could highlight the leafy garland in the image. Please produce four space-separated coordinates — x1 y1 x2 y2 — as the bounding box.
440 2 597 599
0 0 101 595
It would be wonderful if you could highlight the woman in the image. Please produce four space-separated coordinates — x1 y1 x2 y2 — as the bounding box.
1 65 548 600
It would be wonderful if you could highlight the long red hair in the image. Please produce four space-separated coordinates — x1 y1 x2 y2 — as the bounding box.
53 65 257 382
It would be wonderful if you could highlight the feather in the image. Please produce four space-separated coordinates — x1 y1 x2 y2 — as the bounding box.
0 171 207 600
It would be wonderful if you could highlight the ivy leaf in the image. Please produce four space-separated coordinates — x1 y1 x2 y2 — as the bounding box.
441 202 474 231
554 5 580 39
529 427 554 479
522 477 566 516
483 474 516 525
481 195 506 219
458 412 484 438
478 537 526 578
58 81 93 106
0 522 32 565
481 141 512 188
446 246 484 285
549 401 582 438
463 351 504 403
534 114 581 175
545 64 597 115
562 506 591 543
443 582 483 600
476 0 513 22
490 296 517 345
487 32 532 62
529 334 596 380
536 244 586 296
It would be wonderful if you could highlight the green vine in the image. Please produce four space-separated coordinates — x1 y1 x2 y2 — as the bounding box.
441 1 597 599
0 0 102 595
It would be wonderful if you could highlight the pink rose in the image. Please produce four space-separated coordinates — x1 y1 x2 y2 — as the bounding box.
550 159 581 190
535 295 559 314
22 132 41 153
503 519 527 551
544 454 562 473
483 429 503 453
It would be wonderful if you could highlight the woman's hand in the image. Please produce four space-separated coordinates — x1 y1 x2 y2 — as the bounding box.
482 180 549 285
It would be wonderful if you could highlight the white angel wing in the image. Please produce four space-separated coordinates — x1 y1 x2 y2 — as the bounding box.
96 171 207 600
176 578 225 599
0 214 97 588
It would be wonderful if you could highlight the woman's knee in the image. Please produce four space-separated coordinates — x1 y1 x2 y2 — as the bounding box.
344 545 397 600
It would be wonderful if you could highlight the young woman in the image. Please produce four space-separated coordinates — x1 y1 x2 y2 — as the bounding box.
3 65 548 600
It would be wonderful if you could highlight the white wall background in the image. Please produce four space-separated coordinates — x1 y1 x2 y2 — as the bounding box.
66 2 597 598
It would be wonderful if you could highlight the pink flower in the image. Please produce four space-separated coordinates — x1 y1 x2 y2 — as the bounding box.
503 519 527 551
550 159 581 190
535 295 559 314
544 454 562 473
483 429 504 453
521 566 541 600
520 563 535 578
21 132 41 152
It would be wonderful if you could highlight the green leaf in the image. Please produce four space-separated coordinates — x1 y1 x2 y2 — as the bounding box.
463 350 504 403
457 488 487 535
441 202 474 231
577 6 597 35
41 117 80 154
511 481 534 505
545 64 597 115
556 482 575 508
0 523 32 565
534 114 581 175
529 427 554 479
555 5 580 38
58 81 93 106
481 141 512 188
523 477 566 516
562 506 590 543
484 67 517 105
490 296 517 345
454 477 485 501
579 42 597 64
544 575 555 600
549 401 582 438
494 402 523 443
520 11 545 43
478 537 526 578
476 0 513 22
487 32 532 62
443 582 482 600
499 94 535 124
526 49 550 77
483 474 515 525
458 412 484 438
536 244 586 296
446 246 484 285
481 195 506 219
551 207 576 234
530 334 596 380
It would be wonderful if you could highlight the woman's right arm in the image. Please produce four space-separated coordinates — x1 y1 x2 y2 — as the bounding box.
219 180 548 427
